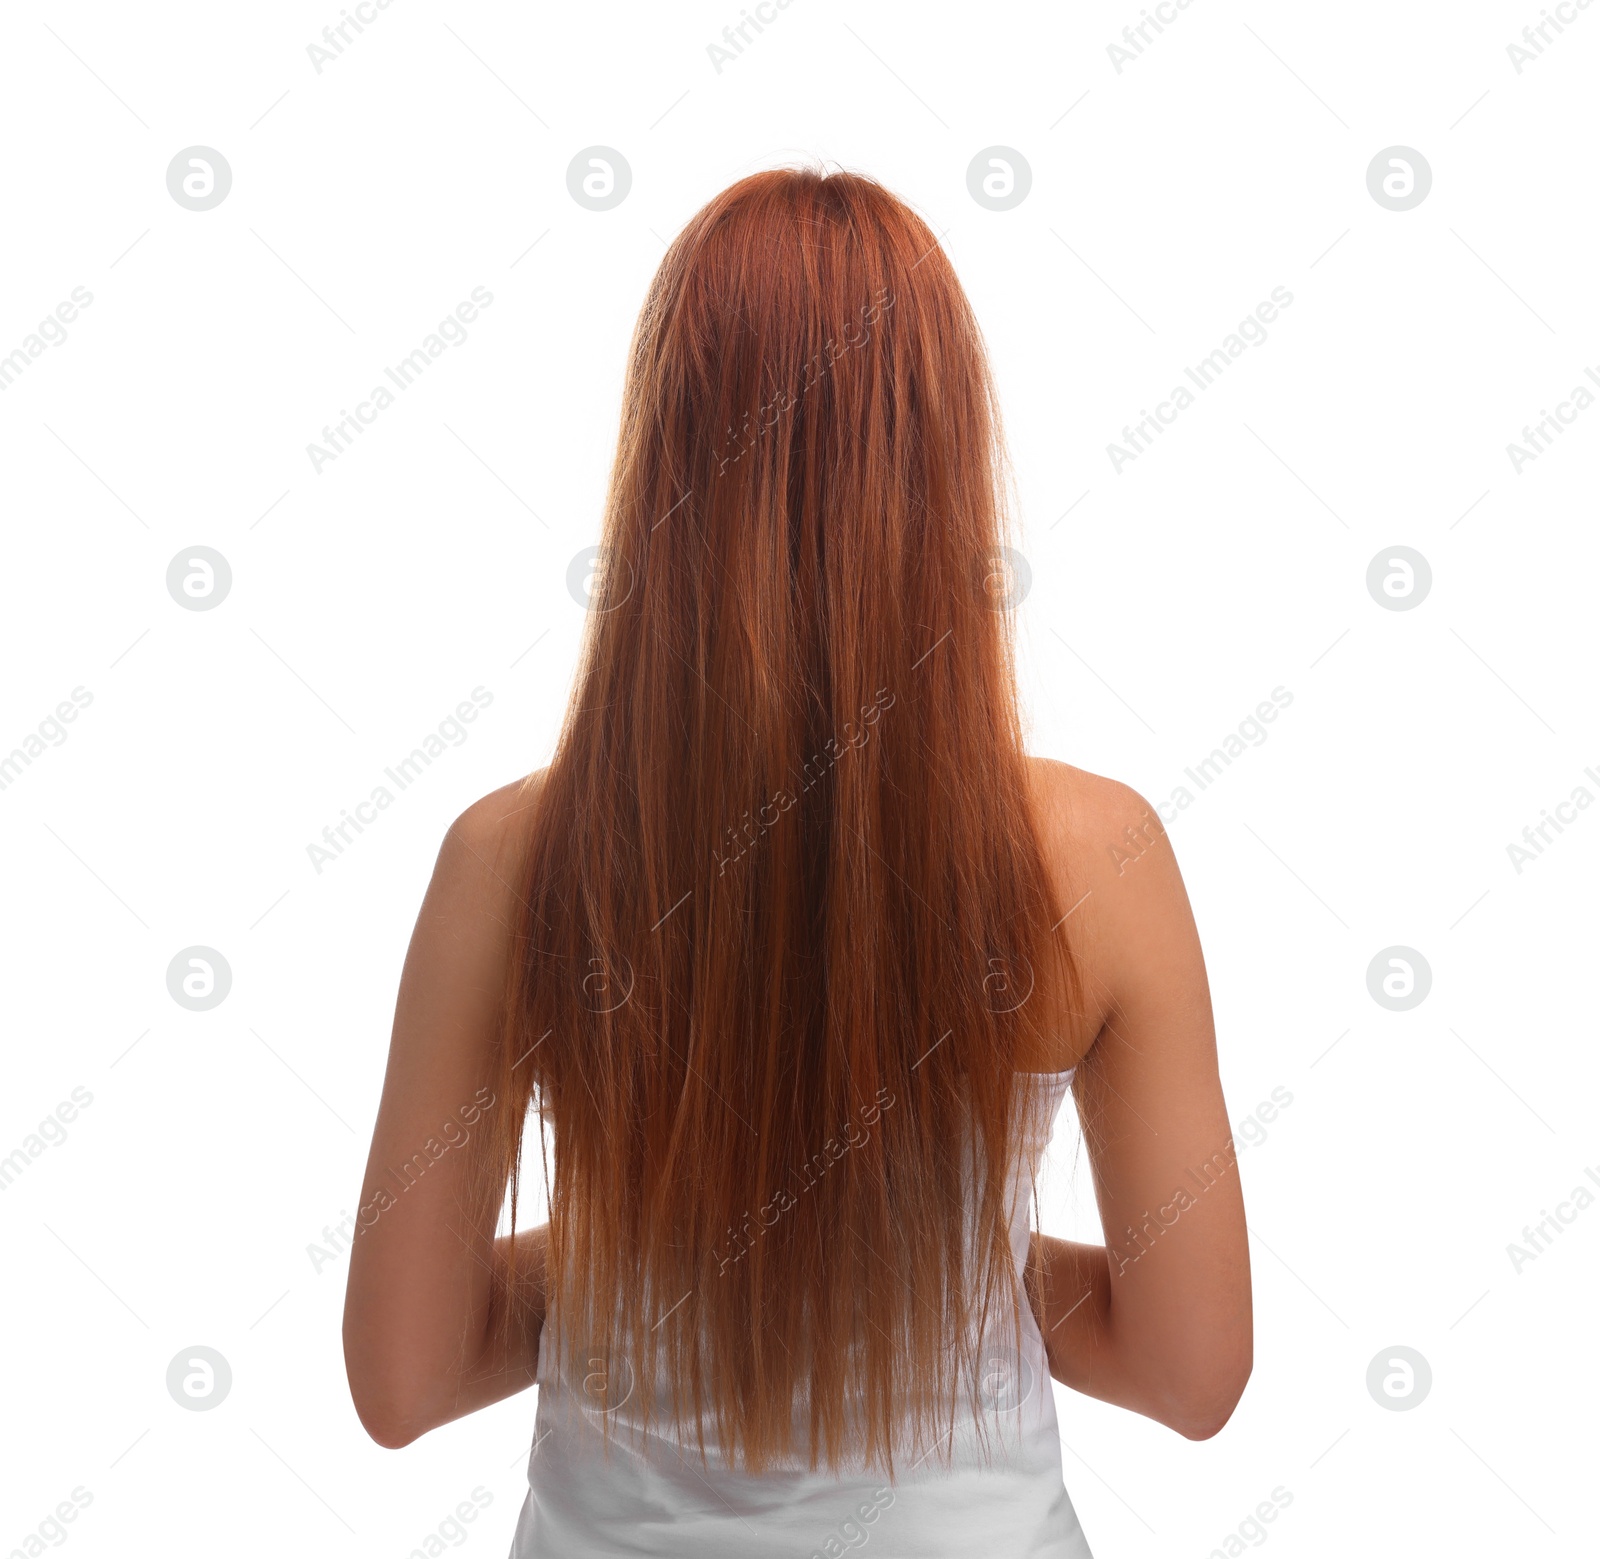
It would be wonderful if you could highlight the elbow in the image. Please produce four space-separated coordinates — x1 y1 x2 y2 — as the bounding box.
1172 1397 1241 1441
350 1388 428 1450
344 1338 434 1450
344 1309 441 1449
362 1411 422 1451
1168 1356 1252 1441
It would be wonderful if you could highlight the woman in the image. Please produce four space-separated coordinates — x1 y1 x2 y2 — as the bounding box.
342 166 1251 1558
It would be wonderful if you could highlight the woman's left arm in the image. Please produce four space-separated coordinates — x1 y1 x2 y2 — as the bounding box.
342 778 546 1448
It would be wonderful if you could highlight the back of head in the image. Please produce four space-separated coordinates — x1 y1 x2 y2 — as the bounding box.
482 165 1076 1476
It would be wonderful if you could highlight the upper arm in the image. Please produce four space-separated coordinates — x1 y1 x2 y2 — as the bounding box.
341 774 542 1445
1036 760 1252 1431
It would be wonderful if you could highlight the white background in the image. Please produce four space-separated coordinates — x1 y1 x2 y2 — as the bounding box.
2 1 1595 1555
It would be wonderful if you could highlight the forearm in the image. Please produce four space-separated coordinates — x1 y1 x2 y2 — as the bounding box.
1027 1234 1180 1430
1027 1231 1248 1438
430 1229 549 1428
1026 1234 1112 1394
345 1221 546 1446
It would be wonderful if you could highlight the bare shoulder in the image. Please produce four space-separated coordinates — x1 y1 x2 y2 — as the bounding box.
421 770 550 927
448 769 548 860
1024 756 1200 1036
1024 756 1174 895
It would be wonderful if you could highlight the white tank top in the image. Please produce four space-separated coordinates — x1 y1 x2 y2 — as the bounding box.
509 1068 1094 1558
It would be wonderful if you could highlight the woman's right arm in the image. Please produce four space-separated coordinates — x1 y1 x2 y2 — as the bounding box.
342 777 546 1447
1026 762 1252 1440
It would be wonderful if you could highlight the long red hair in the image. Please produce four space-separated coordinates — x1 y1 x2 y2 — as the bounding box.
480 166 1077 1475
